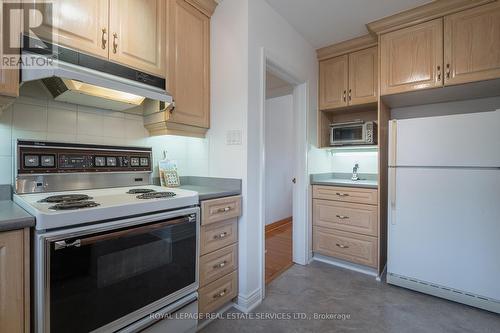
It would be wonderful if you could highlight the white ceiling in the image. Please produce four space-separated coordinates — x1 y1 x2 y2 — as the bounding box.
265 0 432 49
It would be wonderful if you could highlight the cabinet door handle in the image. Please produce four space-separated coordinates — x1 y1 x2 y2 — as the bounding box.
348 89 352 101
112 33 118 53
437 65 441 81
335 192 349 197
213 289 227 299
214 232 228 240
336 215 349 220
343 90 346 102
336 243 349 249
446 63 450 79
101 28 107 49
213 260 227 269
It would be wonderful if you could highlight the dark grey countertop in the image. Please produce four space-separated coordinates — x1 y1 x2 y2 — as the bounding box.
178 185 241 201
0 200 36 232
179 176 242 201
310 172 378 189
153 176 242 201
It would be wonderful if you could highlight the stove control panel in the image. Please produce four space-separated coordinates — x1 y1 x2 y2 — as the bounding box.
18 141 152 174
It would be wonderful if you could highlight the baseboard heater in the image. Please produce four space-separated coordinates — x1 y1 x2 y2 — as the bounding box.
387 273 500 314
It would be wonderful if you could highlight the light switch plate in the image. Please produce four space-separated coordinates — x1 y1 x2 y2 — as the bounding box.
226 130 242 145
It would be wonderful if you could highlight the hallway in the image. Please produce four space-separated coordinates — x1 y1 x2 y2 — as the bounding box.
265 218 293 284
201 261 500 333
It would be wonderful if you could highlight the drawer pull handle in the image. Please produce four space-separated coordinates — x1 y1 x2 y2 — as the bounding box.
213 289 227 299
336 215 349 220
217 207 232 213
336 193 349 197
214 232 228 240
213 260 227 269
336 243 349 249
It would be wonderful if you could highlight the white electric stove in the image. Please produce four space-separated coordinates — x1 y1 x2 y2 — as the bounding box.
14 185 198 230
16 140 200 333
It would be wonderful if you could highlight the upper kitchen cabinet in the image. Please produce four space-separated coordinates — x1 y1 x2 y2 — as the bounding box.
319 55 349 110
444 2 500 86
29 0 109 59
0 0 20 106
166 0 210 129
348 47 378 105
380 18 443 95
109 0 166 77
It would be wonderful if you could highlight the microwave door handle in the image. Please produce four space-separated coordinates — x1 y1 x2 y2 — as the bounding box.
77 216 191 246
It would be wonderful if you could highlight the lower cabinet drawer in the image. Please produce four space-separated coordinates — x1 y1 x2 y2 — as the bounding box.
200 244 238 287
199 270 238 314
313 226 378 268
312 185 378 205
200 218 238 255
313 199 378 236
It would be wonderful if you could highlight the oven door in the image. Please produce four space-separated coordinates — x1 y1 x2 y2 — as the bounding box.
34 207 199 333
330 123 366 145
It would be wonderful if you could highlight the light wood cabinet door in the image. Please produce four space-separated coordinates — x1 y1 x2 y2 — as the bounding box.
0 0 20 100
313 199 378 237
380 18 443 95
32 0 109 58
166 0 210 128
313 226 378 268
0 229 29 333
319 55 348 110
444 2 500 86
109 0 166 76
348 47 378 105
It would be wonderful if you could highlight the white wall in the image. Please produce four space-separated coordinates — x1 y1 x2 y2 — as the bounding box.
0 85 209 185
265 95 293 225
247 0 317 308
207 0 248 180
209 0 318 310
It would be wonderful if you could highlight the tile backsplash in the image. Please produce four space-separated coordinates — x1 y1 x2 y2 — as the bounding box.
0 87 209 185
308 145 378 175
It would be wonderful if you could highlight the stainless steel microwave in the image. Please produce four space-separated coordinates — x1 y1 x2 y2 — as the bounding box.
330 120 377 146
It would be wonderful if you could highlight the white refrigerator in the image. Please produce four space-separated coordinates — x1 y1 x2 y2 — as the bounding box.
387 110 500 314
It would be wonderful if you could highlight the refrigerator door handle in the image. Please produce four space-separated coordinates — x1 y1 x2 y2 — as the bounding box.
389 167 397 225
390 120 397 166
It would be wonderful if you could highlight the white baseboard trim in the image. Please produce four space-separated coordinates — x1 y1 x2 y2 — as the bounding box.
312 254 378 278
233 288 262 313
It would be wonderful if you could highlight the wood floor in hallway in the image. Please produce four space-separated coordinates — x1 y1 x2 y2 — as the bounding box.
265 217 293 285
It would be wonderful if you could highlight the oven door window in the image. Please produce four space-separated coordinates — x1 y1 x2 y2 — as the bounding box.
49 217 196 333
332 126 363 142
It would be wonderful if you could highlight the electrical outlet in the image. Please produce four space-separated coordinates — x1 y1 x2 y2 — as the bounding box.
226 130 242 145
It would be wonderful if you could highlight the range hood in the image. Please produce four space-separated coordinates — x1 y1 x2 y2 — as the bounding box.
21 37 172 112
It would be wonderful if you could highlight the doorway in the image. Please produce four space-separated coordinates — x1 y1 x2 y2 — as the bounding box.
264 70 295 284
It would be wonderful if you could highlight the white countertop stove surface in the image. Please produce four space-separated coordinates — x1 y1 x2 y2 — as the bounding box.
14 185 198 230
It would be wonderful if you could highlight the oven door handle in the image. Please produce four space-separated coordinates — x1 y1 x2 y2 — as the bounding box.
58 215 194 247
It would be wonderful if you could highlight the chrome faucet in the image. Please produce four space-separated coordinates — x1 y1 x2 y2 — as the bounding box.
352 163 360 181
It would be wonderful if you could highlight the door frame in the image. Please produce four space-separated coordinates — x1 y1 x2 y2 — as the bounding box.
259 48 310 298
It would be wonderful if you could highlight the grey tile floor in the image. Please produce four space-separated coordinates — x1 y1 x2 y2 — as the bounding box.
200 261 500 333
